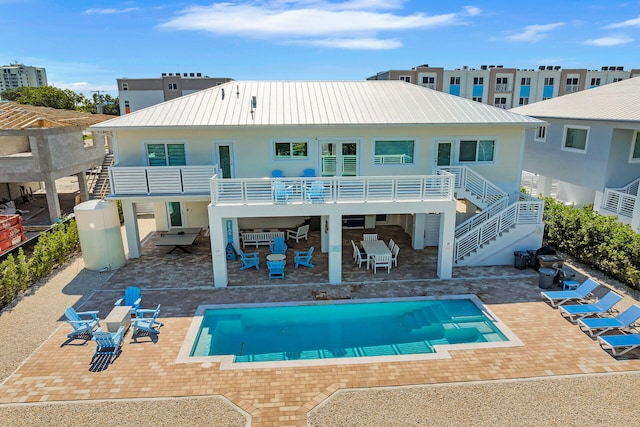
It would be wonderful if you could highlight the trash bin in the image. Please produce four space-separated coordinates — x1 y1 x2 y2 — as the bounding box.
513 251 529 270
538 268 556 289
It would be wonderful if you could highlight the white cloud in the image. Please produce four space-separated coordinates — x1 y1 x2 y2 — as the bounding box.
463 6 481 16
83 8 139 15
49 81 118 96
584 36 633 46
159 1 477 50
603 15 640 29
505 23 564 42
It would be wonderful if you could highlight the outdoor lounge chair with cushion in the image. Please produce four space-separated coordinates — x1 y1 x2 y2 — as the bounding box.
267 259 286 279
559 291 623 323
578 304 640 337
598 333 640 356
540 278 599 308
294 246 314 268
132 304 164 338
114 286 142 314
64 307 100 339
92 326 124 362
233 243 259 270
287 224 309 243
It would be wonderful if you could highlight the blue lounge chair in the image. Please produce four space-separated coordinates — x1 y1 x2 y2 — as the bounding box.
540 278 599 308
305 181 325 203
132 304 164 339
233 243 259 270
267 259 285 279
92 326 124 361
64 307 100 339
578 305 640 337
559 291 623 323
598 333 640 356
294 246 314 268
115 287 142 314
270 236 287 255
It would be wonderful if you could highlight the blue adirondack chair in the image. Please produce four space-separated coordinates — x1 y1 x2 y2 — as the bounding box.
303 168 316 177
273 182 292 203
271 169 284 178
233 243 259 270
92 326 124 361
305 181 325 203
64 307 100 339
114 287 141 314
267 259 286 279
270 236 287 255
132 304 164 339
294 246 315 268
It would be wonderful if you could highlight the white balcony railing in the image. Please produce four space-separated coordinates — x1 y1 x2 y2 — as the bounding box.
439 166 507 207
109 165 218 195
494 84 509 92
565 84 579 92
210 174 454 206
602 177 640 218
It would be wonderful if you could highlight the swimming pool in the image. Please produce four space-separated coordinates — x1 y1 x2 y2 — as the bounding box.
178 295 522 369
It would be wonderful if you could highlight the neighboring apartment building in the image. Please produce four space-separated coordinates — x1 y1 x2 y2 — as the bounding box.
512 77 640 232
0 64 47 91
90 80 545 287
368 64 640 109
117 73 233 114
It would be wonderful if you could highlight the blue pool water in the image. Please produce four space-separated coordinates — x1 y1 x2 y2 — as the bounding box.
190 298 508 363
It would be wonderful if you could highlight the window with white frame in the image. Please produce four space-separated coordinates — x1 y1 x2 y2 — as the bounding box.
494 97 507 108
373 139 415 165
590 78 601 86
399 75 411 83
168 83 177 90
535 126 547 142
121 82 128 91
544 77 554 85
422 76 434 84
450 76 461 85
562 125 589 152
630 131 640 162
472 96 482 102
274 140 308 159
519 97 529 106
473 77 484 85
613 78 623 83
459 139 495 162
146 143 186 166
520 77 531 85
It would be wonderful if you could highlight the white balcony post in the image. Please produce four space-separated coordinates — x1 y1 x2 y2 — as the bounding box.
412 213 426 249
437 201 456 279
320 215 329 253
328 213 342 284
209 211 228 288
121 200 141 258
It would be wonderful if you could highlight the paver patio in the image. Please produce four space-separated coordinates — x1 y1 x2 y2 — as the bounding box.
1 226 639 426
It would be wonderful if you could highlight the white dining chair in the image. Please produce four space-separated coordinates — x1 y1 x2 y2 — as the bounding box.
363 234 378 241
372 254 391 274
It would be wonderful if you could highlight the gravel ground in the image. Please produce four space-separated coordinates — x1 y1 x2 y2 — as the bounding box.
1 214 639 426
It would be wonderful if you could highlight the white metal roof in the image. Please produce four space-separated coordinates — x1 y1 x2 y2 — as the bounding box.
92 80 542 130
511 76 640 122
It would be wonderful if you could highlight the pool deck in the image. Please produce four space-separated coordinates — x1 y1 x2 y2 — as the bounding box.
1 224 640 426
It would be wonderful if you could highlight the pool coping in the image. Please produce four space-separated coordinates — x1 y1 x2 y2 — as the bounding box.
175 294 524 370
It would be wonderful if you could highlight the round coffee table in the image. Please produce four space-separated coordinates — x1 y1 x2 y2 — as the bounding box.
267 254 286 262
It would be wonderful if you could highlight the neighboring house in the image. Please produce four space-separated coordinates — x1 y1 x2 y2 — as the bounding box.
0 102 112 222
369 64 640 109
512 76 640 231
117 73 233 114
90 80 545 287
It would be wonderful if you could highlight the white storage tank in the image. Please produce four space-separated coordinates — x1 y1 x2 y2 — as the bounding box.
74 200 126 271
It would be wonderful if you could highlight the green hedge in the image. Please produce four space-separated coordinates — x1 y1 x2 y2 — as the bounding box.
0 219 80 310
543 197 640 290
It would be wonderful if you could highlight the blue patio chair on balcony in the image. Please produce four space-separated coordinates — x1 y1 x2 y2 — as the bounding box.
64 307 101 339
273 182 292 203
267 259 286 279
270 236 287 255
294 246 314 268
303 168 316 177
305 181 325 203
233 243 259 270
272 169 284 178
114 286 142 315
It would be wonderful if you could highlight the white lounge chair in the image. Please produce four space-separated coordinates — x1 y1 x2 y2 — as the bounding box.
540 278 599 308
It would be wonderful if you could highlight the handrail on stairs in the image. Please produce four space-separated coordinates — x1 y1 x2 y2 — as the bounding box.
98 156 115 200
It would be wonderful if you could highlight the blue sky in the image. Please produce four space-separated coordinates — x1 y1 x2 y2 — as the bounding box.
2 0 639 96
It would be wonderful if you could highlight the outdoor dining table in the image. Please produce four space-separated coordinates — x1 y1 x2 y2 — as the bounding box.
156 233 198 254
360 240 392 269
164 227 201 235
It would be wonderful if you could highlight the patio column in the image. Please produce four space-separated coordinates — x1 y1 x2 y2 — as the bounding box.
328 213 342 284
76 171 89 202
320 215 328 253
209 212 228 287
437 203 456 279
536 175 553 197
43 175 61 223
121 200 141 258
411 213 426 249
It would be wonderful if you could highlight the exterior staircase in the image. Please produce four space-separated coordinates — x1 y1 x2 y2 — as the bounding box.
89 153 114 200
